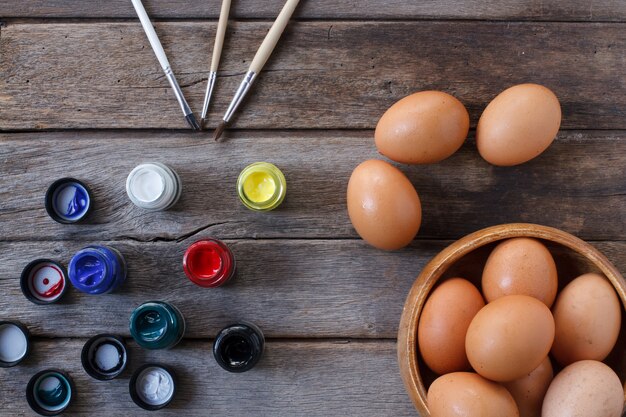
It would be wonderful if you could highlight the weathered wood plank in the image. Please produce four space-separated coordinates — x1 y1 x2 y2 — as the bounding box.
0 131 624 241
1 239 625 338
0 339 416 416
0 0 625 21
0 22 624 130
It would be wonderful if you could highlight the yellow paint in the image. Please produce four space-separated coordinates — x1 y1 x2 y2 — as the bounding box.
243 171 276 203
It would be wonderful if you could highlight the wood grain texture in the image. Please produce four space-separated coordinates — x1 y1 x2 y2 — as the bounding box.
1 0 625 21
0 339 416 416
0 131 625 241
2 239 625 339
1 22 624 130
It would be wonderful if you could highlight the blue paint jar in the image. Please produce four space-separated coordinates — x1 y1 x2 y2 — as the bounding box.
45 178 92 224
68 245 127 294
129 301 185 350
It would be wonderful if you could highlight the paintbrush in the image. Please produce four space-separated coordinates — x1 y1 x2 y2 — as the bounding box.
213 0 300 140
201 0 231 126
131 0 200 130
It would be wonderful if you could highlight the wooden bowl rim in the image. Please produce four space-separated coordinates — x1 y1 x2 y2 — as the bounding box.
397 223 626 416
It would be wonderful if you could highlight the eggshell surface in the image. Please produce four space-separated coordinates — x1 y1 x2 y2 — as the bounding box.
346 160 421 250
418 278 485 375
542 360 624 417
465 295 555 382
502 356 553 417
482 237 558 307
375 91 469 164
551 272 622 366
476 84 561 166
427 372 519 417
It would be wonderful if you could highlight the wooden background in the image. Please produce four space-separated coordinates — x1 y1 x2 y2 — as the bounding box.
0 1 624 415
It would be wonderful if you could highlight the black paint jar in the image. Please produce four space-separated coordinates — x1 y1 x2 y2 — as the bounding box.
213 323 264 373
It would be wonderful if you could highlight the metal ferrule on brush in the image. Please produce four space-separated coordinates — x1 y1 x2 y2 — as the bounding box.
164 67 200 130
223 70 257 123
201 71 218 120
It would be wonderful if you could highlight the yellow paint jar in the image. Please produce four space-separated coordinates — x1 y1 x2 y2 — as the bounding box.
237 162 286 211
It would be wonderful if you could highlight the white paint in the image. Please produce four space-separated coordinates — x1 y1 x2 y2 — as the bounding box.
136 367 174 406
0 324 27 363
95 343 120 371
130 168 165 202
126 163 181 211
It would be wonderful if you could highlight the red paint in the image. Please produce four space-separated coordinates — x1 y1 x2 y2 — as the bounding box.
32 264 65 299
183 239 236 288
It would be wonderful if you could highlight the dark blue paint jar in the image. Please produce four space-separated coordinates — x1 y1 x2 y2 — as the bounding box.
68 245 127 294
45 178 92 224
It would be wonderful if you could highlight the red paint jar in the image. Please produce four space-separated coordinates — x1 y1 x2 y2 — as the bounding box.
183 239 236 287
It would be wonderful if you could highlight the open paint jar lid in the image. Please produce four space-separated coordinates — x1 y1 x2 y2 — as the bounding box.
0 321 30 367
129 363 176 411
45 178 92 224
126 163 181 211
81 334 127 380
237 162 287 211
20 259 68 304
26 369 74 416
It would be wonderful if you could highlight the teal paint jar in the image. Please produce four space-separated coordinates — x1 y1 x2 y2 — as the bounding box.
26 369 75 416
129 301 185 350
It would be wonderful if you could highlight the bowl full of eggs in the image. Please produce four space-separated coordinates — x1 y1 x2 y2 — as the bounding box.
398 223 626 417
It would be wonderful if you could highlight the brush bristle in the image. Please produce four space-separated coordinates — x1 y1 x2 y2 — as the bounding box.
186 113 201 131
213 121 227 141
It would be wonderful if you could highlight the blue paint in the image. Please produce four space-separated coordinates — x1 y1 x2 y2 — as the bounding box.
51 182 90 221
68 246 127 294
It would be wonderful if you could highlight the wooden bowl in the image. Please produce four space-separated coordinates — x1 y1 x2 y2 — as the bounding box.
397 223 626 416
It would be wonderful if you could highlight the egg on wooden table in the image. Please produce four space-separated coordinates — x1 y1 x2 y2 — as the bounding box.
542 360 624 417
427 372 519 417
375 91 469 164
481 237 558 307
465 294 555 382
418 278 485 375
476 83 561 166
346 160 422 250
502 356 553 417
551 272 622 366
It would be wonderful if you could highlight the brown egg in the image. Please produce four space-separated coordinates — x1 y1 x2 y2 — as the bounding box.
346 160 421 250
482 238 558 307
375 91 469 164
418 278 485 375
551 273 622 366
465 295 555 382
502 356 554 417
476 84 561 166
428 372 519 417
542 360 623 417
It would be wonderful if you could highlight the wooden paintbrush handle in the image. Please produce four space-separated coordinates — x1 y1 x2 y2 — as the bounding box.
249 0 300 74
211 0 231 72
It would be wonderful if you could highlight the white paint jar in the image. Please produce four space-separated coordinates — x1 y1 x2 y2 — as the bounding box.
126 162 181 211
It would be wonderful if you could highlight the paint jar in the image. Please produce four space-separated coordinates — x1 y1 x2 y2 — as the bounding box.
183 239 236 288
45 178 92 224
67 245 127 295
20 259 68 304
129 363 176 411
237 162 286 211
213 322 265 373
26 369 75 416
81 334 128 380
0 321 30 367
130 301 185 350
126 163 182 211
